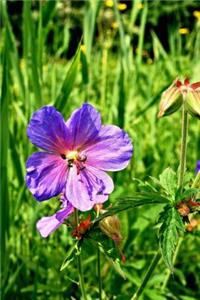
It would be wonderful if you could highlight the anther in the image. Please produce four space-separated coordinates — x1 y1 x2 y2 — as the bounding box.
61 154 66 159
77 154 87 162
68 159 74 168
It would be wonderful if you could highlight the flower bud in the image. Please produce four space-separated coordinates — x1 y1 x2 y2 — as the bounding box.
158 78 200 119
186 219 199 232
99 215 122 244
177 201 190 216
158 80 183 118
185 90 200 119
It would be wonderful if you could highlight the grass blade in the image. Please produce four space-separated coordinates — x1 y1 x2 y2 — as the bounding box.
54 41 81 113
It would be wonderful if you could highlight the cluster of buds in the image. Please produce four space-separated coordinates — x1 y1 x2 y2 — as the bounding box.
177 199 200 217
158 78 200 118
186 218 200 232
72 215 92 240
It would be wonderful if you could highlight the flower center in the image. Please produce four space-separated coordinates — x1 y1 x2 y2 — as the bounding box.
66 151 78 160
61 151 87 173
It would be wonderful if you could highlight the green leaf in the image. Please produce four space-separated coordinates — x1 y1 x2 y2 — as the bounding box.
93 192 169 224
60 242 78 272
54 41 81 113
159 168 177 199
159 206 184 270
83 0 101 62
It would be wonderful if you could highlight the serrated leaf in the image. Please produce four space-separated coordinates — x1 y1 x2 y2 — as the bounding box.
93 192 169 224
159 206 184 270
133 177 158 192
159 168 177 198
60 242 78 271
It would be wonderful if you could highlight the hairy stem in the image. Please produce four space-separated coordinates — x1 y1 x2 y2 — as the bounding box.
74 209 87 300
178 106 189 191
131 251 161 300
97 247 102 300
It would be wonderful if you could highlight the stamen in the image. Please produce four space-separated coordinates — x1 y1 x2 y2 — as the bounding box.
77 154 87 162
61 154 66 159
68 159 74 168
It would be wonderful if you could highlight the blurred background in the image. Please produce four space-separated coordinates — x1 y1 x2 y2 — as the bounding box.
1 0 200 299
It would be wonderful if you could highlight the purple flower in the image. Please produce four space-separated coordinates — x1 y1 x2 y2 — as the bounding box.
26 104 133 236
195 161 200 173
36 193 74 238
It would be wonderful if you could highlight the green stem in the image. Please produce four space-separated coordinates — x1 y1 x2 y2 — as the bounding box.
178 106 189 191
74 209 87 300
131 251 161 300
97 247 102 300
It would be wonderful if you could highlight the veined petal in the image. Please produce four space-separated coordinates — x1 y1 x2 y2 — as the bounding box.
65 165 114 211
84 125 133 171
27 106 70 153
36 201 74 238
66 103 101 149
190 81 200 90
26 152 68 201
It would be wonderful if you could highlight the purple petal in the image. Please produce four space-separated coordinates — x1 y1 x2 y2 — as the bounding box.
66 103 101 150
36 201 74 238
65 165 114 211
27 106 70 153
26 152 68 201
84 125 133 171
195 160 200 173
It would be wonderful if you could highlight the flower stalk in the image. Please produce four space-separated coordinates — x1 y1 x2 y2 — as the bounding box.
178 105 189 191
131 93 190 299
131 251 161 300
74 209 88 300
97 247 102 300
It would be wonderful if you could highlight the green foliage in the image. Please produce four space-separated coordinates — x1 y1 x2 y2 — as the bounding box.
1 0 200 299
60 242 78 272
159 167 177 200
54 42 81 112
85 225 126 279
158 206 185 270
94 191 169 223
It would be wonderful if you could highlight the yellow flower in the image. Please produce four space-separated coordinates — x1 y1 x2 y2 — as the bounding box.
193 10 200 21
80 44 86 54
179 28 189 35
105 0 113 8
136 2 143 9
117 3 127 11
111 21 119 29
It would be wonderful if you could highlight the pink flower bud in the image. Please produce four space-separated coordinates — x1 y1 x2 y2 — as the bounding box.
158 80 183 118
99 215 122 245
158 78 200 119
